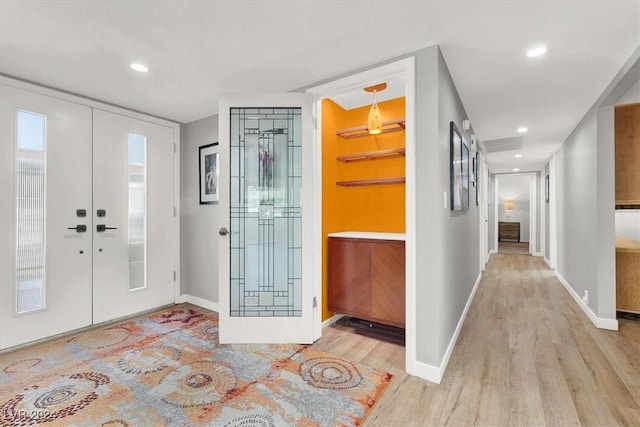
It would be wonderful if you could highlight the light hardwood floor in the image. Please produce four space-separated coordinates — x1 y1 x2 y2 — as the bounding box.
498 241 530 255
313 253 640 426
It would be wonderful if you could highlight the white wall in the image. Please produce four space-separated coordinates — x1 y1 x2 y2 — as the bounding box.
616 210 640 240
180 115 219 301
412 46 480 370
617 78 640 105
551 46 638 326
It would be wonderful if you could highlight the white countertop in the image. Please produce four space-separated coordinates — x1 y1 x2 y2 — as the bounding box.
328 231 406 241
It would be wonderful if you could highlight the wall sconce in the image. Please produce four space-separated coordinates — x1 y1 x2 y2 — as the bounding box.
364 82 387 135
504 200 515 212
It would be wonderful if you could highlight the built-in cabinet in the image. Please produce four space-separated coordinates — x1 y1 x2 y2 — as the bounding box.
615 103 640 206
616 237 640 314
328 232 405 328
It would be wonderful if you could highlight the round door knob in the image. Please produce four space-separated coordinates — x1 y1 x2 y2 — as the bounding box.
219 227 230 236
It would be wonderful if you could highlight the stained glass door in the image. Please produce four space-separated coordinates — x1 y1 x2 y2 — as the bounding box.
218 94 315 344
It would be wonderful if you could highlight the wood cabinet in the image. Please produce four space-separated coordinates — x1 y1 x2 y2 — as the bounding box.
615 103 640 206
616 237 640 314
328 234 405 328
498 221 520 242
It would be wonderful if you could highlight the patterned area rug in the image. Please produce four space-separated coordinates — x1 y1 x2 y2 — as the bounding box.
0 307 391 426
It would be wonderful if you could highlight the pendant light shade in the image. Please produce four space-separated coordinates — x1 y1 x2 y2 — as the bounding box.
368 95 382 135
364 83 387 135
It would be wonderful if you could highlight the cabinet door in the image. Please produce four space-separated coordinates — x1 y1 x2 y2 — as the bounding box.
371 241 405 327
328 238 371 318
615 103 640 205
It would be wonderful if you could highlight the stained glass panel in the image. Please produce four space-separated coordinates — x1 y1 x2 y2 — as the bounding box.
230 108 302 317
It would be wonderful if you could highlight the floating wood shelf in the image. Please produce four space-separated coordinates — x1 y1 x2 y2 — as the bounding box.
336 147 406 163
336 177 406 187
336 118 406 139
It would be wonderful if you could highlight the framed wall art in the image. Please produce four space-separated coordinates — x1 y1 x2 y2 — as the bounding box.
450 121 470 211
199 142 219 204
545 174 550 203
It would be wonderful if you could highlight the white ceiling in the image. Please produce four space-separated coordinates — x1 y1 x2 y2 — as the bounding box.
1 1 638 174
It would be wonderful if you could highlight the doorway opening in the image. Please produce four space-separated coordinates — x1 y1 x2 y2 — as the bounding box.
494 173 538 256
306 57 417 374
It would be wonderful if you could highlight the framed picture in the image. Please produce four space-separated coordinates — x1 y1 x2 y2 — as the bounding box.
475 152 480 206
461 140 470 210
450 121 470 211
199 142 219 204
545 174 550 203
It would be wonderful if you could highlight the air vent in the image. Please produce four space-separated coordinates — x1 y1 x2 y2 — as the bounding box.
481 137 524 153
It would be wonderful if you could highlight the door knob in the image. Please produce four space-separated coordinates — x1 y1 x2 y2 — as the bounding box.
96 224 118 232
67 225 87 233
219 227 231 236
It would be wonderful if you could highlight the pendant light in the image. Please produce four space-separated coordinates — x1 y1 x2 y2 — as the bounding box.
364 83 387 135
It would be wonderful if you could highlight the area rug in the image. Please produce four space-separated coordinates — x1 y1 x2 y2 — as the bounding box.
0 306 392 426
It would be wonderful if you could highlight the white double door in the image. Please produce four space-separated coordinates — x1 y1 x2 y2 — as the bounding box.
0 85 176 349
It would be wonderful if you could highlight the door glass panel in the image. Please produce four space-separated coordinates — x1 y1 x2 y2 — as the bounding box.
16 110 46 313
230 108 302 317
128 134 146 290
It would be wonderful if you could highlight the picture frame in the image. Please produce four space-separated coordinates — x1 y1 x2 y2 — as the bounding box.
450 121 470 211
199 142 219 204
475 152 480 206
545 174 550 203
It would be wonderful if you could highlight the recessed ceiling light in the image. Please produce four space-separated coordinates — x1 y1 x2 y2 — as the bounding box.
517 127 528 133
512 168 520 172
527 46 547 57
514 154 523 158
130 63 149 73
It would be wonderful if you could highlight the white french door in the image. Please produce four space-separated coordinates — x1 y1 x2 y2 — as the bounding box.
0 85 177 350
92 109 176 324
218 94 315 344
0 85 93 349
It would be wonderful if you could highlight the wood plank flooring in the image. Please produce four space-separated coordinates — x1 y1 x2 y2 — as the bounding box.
313 253 640 426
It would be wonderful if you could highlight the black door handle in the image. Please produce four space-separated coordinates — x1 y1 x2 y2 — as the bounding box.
67 225 87 233
96 224 118 232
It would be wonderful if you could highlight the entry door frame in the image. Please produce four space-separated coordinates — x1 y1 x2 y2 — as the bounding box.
0 75 182 320
305 57 417 375
493 172 538 254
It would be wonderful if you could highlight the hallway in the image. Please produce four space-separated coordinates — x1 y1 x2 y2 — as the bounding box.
315 253 640 426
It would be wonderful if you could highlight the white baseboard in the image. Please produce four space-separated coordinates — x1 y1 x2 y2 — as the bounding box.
179 294 220 313
408 271 483 384
543 257 552 268
532 251 543 257
321 313 344 329
490 249 498 254
555 272 618 331
407 359 443 384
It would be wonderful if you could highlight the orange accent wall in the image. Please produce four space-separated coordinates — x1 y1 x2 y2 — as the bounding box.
322 97 406 321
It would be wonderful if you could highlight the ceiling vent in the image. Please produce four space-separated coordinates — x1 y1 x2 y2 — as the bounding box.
481 136 524 153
